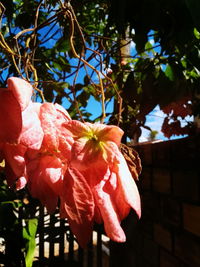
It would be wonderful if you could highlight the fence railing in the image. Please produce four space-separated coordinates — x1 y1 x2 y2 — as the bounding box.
33 206 110 267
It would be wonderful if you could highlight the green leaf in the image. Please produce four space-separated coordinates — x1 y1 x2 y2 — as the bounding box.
165 64 175 81
55 39 70 53
45 62 55 73
194 28 200 39
145 41 153 51
23 218 38 267
52 57 71 73
77 91 89 108
53 61 62 71
54 82 69 94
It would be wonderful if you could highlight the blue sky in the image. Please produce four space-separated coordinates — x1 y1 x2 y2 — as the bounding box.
2 12 192 142
49 29 192 142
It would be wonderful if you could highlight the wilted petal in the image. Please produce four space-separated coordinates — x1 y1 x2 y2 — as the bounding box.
61 166 94 247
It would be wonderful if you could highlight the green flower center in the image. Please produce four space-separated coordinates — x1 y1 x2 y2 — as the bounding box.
90 134 98 142
83 129 108 161
86 131 104 150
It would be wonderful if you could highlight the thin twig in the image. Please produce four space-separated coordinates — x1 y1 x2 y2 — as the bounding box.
66 8 106 123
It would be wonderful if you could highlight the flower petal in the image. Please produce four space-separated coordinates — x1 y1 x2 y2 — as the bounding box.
16 176 27 190
92 177 126 242
3 143 27 178
117 153 141 218
61 166 94 247
5 162 16 188
87 123 124 146
65 121 123 170
40 103 73 157
40 155 64 194
0 90 22 142
55 103 71 121
40 103 60 151
63 120 89 138
27 157 59 213
7 77 32 111
5 161 27 190
106 171 131 221
20 102 44 150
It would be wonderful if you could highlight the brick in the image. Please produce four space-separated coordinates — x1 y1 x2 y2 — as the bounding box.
136 257 154 267
137 143 153 166
183 204 200 237
172 170 199 201
143 237 159 266
196 134 200 155
152 140 170 167
110 240 137 267
175 233 200 266
160 249 179 267
170 137 197 167
154 224 172 251
140 167 152 190
153 168 171 193
180 263 190 267
140 220 154 238
162 197 181 226
141 193 161 221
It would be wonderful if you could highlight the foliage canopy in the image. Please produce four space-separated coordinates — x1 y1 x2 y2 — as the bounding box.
1 0 200 140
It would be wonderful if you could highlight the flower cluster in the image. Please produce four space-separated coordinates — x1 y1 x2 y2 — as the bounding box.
0 77 141 247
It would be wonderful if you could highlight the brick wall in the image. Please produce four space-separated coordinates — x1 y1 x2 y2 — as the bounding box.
133 136 200 267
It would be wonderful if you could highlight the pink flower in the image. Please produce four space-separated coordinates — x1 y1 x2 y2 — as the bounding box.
27 155 65 213
39 102 73 159
0 78 44 188
60 166 94 247
0 77 141 247
0 78 73 209
0 77 32 143
0 77 44 150
27 102 73 212
61 120 141 246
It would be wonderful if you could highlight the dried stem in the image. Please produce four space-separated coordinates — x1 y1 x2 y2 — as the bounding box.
66 7 106 123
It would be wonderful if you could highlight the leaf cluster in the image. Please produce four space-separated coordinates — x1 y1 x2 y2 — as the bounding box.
0 172 39 267
0 0 200 139
107 0 200 139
